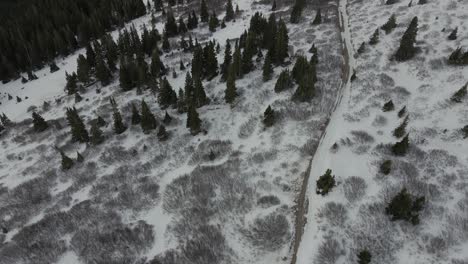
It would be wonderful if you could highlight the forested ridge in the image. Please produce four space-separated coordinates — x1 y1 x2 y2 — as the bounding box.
0 0 146 83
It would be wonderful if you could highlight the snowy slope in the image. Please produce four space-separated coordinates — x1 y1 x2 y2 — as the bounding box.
0 0 345 263
297 0 468 263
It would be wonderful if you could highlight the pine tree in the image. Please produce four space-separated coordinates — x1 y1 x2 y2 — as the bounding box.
263 105 275 127
448 27 458 40
232 42 242 78
392 134 409 156
178 17 188 34
225 65 237 103
158 78 178 108
386 188 425 225
312 9 322 25
162 33 171 52
382 14 397 34
398 106 407 118
380 160 392 175
61 151 74 171
382 100 395 112
292 70 316 102
0 113 10 127
262 52 273 81
209 12 220 32
275 19 289 64
357 42 365 54
194 76 209 107
65 72 78 95
395 17 419 61
451 83 467 103
200 0 209 22
369 29 379 45
292 56 310 83
85 43 96 68
393 115 409 138
95 52 112 86
66 107 89 143
90 122 104 145
110 98 127 134
203 42 219 78
272 0 277 10
165 11 179 37
163 111 173 124
50 62 60 73
76 55 91 84
316 169 336 195
157 125 169 141
151 49 167 77
187 105 202 135
131 103 141 125
274 69 293 93
140 100 158 133
76 152 84 163
290 0 305 24
225 0 235 21
32 112 48 132
357 250 371 264
221 40 232 81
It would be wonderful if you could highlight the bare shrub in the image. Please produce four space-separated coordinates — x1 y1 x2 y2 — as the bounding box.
238 116 258 139
246 212 291 251
372 115 387 127
189 139 232 164
180 225 229 264
301 138 319 156
257 195 281 208
318 202 348 227
314 238 343 264
343 176 367 203
379 73 395 88
70 220 154 264
350 130 374 144
250 149 278 164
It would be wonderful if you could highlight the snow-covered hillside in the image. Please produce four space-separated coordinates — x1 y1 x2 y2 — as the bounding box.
297 0 468 263
0 0 345 263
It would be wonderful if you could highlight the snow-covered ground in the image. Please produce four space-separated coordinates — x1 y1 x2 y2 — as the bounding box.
0 0 345 263
297 0 468 263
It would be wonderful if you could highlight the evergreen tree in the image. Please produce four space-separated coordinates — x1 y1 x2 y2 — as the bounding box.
90 122 104 145
65 72 78 95
85 43 96 68
131 103 141 125
151 49 167 77
369 29 379 45
395 17 419 61
209 12 220 32
380 159 392 175
316 169 336 195
157 125 169 141
95 52 112 86
448 27 458 40
382 14 397 34
262 52 273 81
263 105 275 127
290 0 305 24
241 31 255 74
0 113 11 127
292 56 310 83
50 62 60 73
66 107 89 143
392 134 410 156
162 33 171 52
186 104 202 135
357 250 371 264
177 89 187 113
221 40 232 81
272 0 277 10
275 19 289 64
382 100 395 112
293 70 316 102
232 42 242 78
194 76 209 107
274 69 293 93
178 17 188 34
312 9 322 25
158 78 178 108
32 112 48 132
140 100 158 133
203 42 219 78
225 65 237 103
225 0 235 21
163 111 173 124
394 115 409 138
61 151 74 171
357 42 365 54
398 106 407 118
110 98 127 134
77 55 91 84
76 152 84 163
451 83 467 103
200 0 209 22
386 188 425 225
165 11 179 37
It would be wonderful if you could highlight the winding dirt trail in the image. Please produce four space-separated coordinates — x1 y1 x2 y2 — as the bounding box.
290 0 353 263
